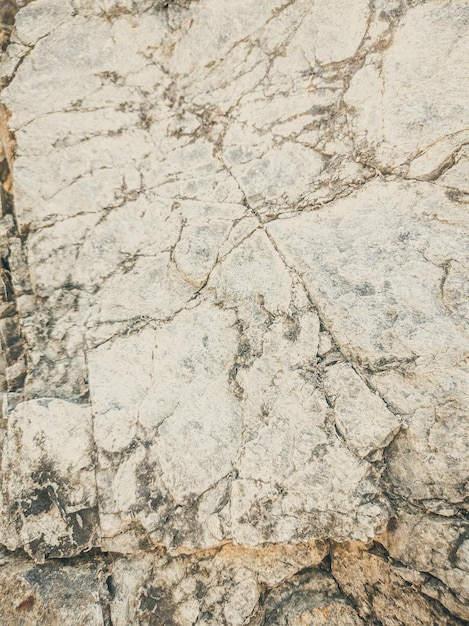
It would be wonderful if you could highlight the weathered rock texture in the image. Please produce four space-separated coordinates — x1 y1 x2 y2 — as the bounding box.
0 0 468 623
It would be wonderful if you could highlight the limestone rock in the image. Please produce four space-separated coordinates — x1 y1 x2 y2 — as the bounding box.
0 0 467 623
2 398 99 561
0 550 107 626
344 0 469 170
331 540 468 625
108 543 332 626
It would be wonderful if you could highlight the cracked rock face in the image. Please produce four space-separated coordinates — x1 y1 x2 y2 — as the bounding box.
0 0 468 624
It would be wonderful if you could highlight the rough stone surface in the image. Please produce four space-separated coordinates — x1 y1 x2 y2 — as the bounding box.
2 398 99 561
0 0 468 623
0 549 107 626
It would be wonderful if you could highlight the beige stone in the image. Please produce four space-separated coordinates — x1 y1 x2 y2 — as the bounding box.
0 0 467 622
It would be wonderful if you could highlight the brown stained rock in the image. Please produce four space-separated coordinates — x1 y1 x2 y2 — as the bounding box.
331 540 468 625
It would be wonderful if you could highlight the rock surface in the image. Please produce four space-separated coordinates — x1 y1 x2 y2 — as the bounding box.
0 0 467 623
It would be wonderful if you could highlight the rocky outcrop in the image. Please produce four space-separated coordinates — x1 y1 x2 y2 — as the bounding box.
0 0 467 623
